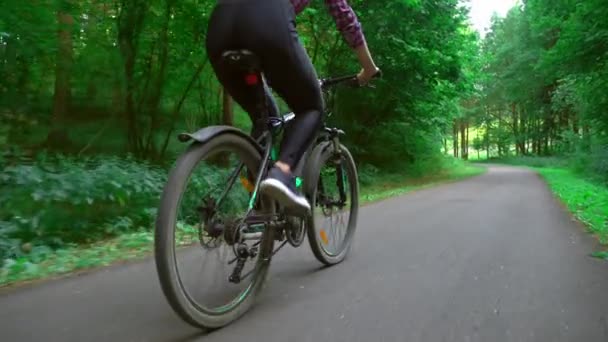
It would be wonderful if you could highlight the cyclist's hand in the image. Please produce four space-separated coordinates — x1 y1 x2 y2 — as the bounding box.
357 67 381 86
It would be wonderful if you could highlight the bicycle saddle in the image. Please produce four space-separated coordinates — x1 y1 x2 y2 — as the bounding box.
221 50 261 73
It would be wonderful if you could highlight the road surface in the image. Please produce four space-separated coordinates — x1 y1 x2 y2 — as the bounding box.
2 165 608 342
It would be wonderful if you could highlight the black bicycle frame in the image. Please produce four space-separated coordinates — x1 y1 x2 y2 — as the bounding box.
214 72 363 215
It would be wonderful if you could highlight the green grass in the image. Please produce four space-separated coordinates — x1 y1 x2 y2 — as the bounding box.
533 167 608 246
0 161 485 288
0 225 204 287
480 156 570 168
360 162 486 203
1 231 155 287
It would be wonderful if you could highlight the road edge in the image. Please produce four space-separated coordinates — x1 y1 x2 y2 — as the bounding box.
1 164 488 292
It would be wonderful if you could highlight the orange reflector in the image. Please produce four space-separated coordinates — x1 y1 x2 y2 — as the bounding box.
319 229 329 245
240 177 254 192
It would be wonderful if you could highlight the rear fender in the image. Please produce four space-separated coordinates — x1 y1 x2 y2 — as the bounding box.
178 125 262 153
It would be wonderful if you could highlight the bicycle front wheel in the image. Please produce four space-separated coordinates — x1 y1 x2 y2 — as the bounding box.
154 132 274 329
305 142 359 265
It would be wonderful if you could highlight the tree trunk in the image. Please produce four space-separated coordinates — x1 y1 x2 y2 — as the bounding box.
4 35 18 113
48 3 74 148
159 61 207 158
453 119 459 158
213 88 236 166
460 120 468 160
466 122 470 157
512 103 520 155
582 124 591 152
112 79 123 114
443 127 449 155
497 108 503 157
142 0 175 158
486 129 490 159
533 117 538 155
118 0 148 156
571 112 579 152
520 106 527 155
543 117 550 155
222 88 234 126
534 118 541 155
485 107 491 158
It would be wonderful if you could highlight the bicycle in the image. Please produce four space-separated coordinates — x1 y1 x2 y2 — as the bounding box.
154 49 379 329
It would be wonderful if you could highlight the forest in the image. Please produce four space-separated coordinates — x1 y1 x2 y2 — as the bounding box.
460 0 608 179
1 0 607 282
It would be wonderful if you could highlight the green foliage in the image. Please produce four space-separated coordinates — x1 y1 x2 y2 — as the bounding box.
0 157 484 285
357 164 381 187
483 156 569 168
592 251 608 260
468 0 607 184
302 0 477 169
536 167 608 244
472 136 483 151
0 0 509 282
571 144 608 184
360 158 485 203
1 230 156 285
0 156 166 263
1 0 479 168
0 151 253 269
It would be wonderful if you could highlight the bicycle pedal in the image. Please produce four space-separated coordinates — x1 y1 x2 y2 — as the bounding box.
281 206 310 217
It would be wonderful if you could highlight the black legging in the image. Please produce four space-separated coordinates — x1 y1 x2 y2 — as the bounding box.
206 0 323 169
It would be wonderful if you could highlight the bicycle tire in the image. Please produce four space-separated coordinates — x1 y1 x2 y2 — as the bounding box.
154 133 275 329
304 142 359 265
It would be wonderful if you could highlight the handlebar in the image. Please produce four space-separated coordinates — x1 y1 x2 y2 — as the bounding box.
319 69 382 90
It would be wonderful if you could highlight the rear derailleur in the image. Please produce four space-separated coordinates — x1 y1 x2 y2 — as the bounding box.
226 213 304 283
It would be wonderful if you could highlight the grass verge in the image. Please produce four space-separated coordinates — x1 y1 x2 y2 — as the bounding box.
533 167 608 248
1 162 485 288
1 232 156 287
360 161 486 203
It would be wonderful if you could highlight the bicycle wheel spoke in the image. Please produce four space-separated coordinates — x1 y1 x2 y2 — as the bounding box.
169 148 266 313
309 146 359 265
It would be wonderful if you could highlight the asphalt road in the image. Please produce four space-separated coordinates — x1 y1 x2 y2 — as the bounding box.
2 165 608 342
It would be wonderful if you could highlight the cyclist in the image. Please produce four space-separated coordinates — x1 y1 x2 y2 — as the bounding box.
206 0 379 212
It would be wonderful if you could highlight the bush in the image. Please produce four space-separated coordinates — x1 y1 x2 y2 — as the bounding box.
565 139 608 184
0 155 167 264
588 144 608 184
0 153 254 266
358 164 381 187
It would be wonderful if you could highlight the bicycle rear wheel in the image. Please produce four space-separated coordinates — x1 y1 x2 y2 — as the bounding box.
154 133 274 329
305 142 359 265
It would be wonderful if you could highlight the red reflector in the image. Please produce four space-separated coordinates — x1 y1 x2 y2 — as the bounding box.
245 73 259 85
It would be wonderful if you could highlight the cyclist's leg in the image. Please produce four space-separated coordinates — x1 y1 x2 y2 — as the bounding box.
254 1 323 210
252 0 323 170
206 2 280 141
206 3 282 206
206 0 319 210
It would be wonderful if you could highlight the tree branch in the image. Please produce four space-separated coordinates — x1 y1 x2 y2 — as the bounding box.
159 60 208 157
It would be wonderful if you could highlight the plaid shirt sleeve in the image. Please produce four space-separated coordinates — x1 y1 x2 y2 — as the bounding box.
291 0 309 13
324 0 365 48
291 0 365 49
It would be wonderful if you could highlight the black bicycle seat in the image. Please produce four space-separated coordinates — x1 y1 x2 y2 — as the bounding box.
221 50 261 73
